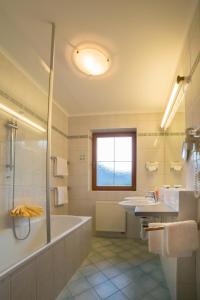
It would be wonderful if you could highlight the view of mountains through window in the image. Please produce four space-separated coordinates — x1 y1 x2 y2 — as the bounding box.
96 136 132 186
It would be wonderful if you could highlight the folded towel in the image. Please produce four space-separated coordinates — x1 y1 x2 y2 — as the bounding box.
10 205 43 217
164 220 198 257
54 156 68 177
148 223 167 255
55 186 68 206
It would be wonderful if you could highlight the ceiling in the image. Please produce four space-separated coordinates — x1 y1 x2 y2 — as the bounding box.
0 0 198 116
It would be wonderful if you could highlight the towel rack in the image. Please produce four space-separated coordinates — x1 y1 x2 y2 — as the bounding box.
145 226 165 232
51 187 70 191
51 156 70 165
145 221 200 232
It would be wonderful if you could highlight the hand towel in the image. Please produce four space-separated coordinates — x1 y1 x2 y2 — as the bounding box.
55 186 68 206
54 157 68 177
148 223 167 255
164 220 199 257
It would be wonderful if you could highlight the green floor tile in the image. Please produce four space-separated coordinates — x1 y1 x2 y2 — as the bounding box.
68 277 91 296
150 286 171 300
110 273 132 289
57 237 170 300
74 288 100 300
106 290 128 300
87 271 108 286
122 281 146 299
94 280 118 299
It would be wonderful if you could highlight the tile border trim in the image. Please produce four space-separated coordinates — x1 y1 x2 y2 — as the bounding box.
68 132 185 139
0 89 69 139
0 89 185 140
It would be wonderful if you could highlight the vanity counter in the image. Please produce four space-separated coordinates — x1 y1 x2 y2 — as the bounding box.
135 201 178 217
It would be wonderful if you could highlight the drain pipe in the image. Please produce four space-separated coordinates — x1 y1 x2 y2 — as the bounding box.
46 22 56 243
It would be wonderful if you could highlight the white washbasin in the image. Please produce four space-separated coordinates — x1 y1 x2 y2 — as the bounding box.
119 196 160 213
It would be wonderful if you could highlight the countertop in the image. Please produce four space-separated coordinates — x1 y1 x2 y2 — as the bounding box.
135 201 178 217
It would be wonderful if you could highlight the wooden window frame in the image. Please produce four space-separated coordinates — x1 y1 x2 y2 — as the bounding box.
92 131 137 191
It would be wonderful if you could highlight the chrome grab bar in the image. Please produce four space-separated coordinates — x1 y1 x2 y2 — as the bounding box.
145 222 200 232
145 226 165 232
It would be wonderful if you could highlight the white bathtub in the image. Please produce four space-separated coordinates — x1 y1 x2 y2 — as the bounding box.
51 215 89 240
0 214 92 298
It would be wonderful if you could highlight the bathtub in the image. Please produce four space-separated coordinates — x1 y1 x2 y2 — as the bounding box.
0 215 92 300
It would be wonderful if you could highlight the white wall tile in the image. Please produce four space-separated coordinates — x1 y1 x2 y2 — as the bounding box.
68 112 185 235
174 2 200 298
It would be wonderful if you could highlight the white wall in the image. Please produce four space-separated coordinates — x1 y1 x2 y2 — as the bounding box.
0 50 69 228
182 1 200 298
51 103 69 214
161 1 200 298
0 50 48 231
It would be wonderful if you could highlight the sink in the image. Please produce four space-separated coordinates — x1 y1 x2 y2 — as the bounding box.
119 196 160 213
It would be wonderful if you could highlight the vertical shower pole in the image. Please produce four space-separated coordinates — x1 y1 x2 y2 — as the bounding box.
46 22 55 243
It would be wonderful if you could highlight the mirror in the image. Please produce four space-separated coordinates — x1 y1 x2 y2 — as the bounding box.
163 99 185 187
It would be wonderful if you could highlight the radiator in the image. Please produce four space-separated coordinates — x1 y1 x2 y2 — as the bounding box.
95 201 126 232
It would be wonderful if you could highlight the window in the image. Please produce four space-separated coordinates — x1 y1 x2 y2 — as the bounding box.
92 131 136 191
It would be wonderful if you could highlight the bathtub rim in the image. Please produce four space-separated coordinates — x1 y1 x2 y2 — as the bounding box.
0 214 92 281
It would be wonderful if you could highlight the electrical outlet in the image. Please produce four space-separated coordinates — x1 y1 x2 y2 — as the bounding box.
80 154 86 160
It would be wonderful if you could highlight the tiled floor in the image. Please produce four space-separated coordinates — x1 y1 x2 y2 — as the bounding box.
56 237 171 300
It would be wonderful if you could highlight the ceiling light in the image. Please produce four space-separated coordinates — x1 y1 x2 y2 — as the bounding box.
0 103 46 132
73 45 111 76
161 76 187 130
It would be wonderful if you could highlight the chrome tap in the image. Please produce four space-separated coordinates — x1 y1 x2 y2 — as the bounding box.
145 191 158 203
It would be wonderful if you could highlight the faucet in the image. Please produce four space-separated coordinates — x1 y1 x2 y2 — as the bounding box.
145 191 158 203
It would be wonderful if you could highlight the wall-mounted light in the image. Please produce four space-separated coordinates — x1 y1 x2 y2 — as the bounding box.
0 103 46 132
73 45 111 76
161 75 189 130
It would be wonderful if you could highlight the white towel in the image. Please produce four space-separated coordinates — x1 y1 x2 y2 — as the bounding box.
164 220 198 257
148 223 167 255
54 157 68 177
55 186 68 206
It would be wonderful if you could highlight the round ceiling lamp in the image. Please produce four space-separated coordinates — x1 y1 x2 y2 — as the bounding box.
73 45 111 76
